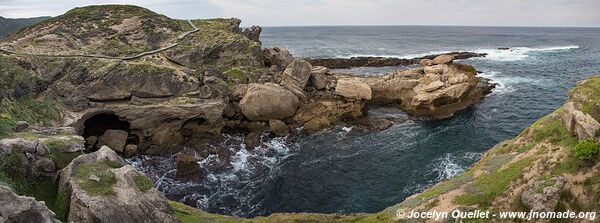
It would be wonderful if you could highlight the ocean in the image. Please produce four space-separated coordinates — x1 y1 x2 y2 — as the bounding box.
129 26 600 217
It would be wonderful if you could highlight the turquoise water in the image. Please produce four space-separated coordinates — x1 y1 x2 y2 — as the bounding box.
131 26 600 217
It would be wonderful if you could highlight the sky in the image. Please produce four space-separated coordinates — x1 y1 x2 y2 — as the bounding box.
0 0 599 27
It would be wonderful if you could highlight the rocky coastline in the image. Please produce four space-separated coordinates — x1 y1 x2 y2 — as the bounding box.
0 5 505 223
305 51 487 69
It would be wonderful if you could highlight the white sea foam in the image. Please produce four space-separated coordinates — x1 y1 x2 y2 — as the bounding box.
432 152 481 181
334 45 579 62
474 45 579 62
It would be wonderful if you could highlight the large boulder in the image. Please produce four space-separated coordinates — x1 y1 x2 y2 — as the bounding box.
239 83 300 121
294 101 365 132
59 146 178 223
280 60 313 96
432 54 454 65
96 130 128 153
175 154 203 180
560 102 600 139
521 176 566 212
263 47 293 70
335 78 372 100
0 186 61 223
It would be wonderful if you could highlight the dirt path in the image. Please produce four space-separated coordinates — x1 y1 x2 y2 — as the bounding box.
0 20 200 61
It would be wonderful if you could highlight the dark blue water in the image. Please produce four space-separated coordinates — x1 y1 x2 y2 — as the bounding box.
131 26 600 217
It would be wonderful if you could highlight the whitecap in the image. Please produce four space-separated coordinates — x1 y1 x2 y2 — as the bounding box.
474 45 579 62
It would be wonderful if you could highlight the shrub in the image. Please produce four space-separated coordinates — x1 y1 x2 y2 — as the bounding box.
573 139 599 161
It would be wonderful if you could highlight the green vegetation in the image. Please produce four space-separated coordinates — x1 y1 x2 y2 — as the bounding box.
454 157 535 207
74 160 123 196
133 175 154 192
530 116 577 148
44 138 85 169
0 95 65 138
573 139 599 161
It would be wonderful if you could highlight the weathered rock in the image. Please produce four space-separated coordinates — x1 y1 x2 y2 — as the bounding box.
59 146 178 223
0 186 61 223
269 119 289 136
432 54 454 65
422 80 445 92
419 59 433 67
204 76 232 98
85 136 97 149
335 78 372 100
305 52 485 69
310 67 334 90
14 121 29 132
263 47 293 70
239 83 300 121
521 176 566 212
560 102 600 140
244 132 262 149
242 25 262 43
280 60 312 96
124 144 138 158
175 154 202 180
89 175 101 183
97 129 128 153
294 101 365 132
0 138 59 178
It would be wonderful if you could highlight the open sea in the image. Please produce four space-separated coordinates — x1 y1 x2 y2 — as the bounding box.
130 26 600 217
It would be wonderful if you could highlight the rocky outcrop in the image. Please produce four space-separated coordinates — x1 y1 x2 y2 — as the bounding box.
59 146 178 223
305 52 486 69
280 60 313 96
294 101 365 132
239 83 300 121
242 26 262 43
175 153 203 180
521 176 566 212
334 78 372 100
0 186 61 223
560 101 600 139
263 47 293 70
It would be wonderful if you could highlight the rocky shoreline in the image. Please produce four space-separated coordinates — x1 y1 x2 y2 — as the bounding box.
305 51 487 69
0 5 500 223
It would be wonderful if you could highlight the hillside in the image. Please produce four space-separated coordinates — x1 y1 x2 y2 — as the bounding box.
0 16 50 37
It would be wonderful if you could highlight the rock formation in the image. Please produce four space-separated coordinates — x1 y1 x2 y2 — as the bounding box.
0 186 61 223
305 52 486 69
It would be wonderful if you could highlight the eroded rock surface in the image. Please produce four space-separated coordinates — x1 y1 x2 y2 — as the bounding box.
0 186 61 223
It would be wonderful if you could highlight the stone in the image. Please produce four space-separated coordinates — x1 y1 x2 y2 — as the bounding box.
14 121 29 132
89 175 101 182
242 25 262 43
422 80 445 92
244 132 262 149
239 83 300 121
294 101 365 132
309 69 333 90
521 176 566 212
269 119 289 136
0 186 61 223
432 54 454 65
97 130 128 153
560 102 600 140
59 147 178 223
419 59 433 67
335 78 372 100
280 60 312 96
263 47 293 70
423 65 445 74
85 136 98 149
310 66 330 76
175 154 202 180
124 144 138 158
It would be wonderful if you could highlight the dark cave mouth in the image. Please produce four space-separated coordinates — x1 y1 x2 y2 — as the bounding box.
81 113 139 152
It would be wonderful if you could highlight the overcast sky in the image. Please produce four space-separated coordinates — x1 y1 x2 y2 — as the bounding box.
1 0 599 27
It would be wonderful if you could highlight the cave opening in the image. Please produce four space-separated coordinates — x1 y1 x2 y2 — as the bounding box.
82 113 137 151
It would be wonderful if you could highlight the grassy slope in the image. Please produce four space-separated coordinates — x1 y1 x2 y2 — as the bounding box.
0 16 50 37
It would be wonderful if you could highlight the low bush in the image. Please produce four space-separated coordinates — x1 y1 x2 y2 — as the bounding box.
573 139 599 161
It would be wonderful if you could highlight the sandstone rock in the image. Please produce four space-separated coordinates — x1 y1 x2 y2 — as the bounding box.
89 175 101 183
263 47 293 70
521 176 566 212
242 25 262 43
335 78 372 100
244 132 262 149
0 186 61 223
310 66 330 76
59 147 178 223
0 138 57 178
14 121 29 132
269 119 289 136
432 54 454 65
97 130 128 153
175 154 202 180
422 80 445 92
232 84 248 100
561 102 600 140
239 83 300 121
280 60 312 96
419 59 433 67
294 101 365 132
423 64 445 74
309 68 334 90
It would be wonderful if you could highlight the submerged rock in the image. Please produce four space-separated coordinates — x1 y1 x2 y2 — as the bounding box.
175 154 203 180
